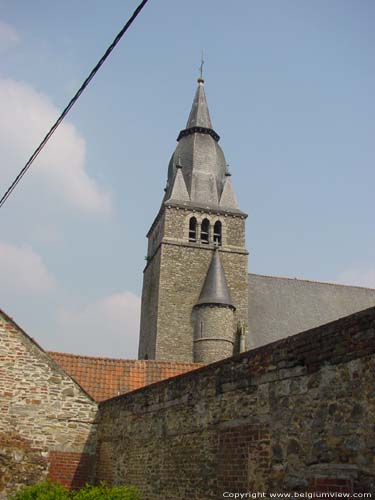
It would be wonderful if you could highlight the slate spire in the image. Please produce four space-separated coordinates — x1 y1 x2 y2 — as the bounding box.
165 78 240 209
196 248 235 308
177 77 220 142
185 78 213 129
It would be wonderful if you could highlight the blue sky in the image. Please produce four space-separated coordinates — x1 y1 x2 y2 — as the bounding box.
0 0 374 358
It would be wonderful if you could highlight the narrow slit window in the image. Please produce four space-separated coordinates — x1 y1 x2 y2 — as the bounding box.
201 218 210 244
189 217 197 242
213 221 222 246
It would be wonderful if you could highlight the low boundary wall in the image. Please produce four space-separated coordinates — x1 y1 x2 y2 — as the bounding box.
97 307 375 499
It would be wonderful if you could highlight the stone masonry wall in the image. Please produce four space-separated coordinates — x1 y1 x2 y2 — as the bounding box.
138 246 161 359
193 305 234 363
140 205 248 362
0 311 97 498
97 307 375 499
157 241 212 361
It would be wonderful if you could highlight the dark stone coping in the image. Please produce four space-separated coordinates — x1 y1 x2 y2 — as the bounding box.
177 126 220 142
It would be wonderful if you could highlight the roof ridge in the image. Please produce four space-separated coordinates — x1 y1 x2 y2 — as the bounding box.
248 273 375 291
48 351 201 365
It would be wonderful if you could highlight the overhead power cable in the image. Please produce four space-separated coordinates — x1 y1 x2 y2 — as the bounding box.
0 0 150 209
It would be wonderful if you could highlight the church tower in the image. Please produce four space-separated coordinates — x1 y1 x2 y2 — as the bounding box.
138 77 248 363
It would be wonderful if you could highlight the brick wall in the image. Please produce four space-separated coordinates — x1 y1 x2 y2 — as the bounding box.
48 451 95 489
97 306 375 499
0 311 97 498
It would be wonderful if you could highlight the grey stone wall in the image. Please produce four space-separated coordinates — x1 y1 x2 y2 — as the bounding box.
98 307 375 499
0 311 97 497
220 250 249 334
193 305 234 363
139 204 248 362
138 247 161 360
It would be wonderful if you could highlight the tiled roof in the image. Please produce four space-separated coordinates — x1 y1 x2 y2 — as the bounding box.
49 352 202 402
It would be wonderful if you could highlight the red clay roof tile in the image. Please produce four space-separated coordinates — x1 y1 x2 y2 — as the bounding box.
48 352 202 402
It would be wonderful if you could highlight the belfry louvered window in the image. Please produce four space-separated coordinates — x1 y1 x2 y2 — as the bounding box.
213 221 222 246
189 217 197 242
201 218 210 244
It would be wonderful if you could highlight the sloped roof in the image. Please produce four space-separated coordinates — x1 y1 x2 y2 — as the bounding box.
248 273 375 349
196 249 235 308
49 352 202 402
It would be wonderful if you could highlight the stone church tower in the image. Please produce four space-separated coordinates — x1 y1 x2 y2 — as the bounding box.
138 77 248 363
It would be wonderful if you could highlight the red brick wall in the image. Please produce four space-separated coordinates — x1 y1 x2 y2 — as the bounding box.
48 451 95 489
218 424 271 493
309 477 353 494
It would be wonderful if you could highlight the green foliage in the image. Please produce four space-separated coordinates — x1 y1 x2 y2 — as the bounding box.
9 481 70 500
73 483 141 500
9 482 141 500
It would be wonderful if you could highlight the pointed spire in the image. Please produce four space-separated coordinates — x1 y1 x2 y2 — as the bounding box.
177 79 220 142
196 249 235 308
186 79 213 129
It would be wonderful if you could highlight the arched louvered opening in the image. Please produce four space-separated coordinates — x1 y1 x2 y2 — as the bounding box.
201 218 210 244
189 217 197 242
213 220 222 246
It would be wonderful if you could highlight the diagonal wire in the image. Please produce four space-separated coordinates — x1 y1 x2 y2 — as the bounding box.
0 0 150 209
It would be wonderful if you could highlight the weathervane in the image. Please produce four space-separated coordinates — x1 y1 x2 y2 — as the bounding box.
198 51 204 82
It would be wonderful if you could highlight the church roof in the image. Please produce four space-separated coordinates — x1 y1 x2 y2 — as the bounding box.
49 351 202 402
196 249 235 308
247 273 375 349
164 79 239 211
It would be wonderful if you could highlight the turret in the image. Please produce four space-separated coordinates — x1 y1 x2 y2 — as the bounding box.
193 248 236 363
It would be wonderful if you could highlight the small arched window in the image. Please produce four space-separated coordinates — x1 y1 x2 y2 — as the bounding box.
201 218 210 244
213 220 222 246
189 217 197 242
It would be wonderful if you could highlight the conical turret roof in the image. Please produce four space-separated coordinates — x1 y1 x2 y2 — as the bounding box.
196 249 235 308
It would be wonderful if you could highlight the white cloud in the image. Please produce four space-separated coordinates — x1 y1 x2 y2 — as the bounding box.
57 292 141 358
337 269 375 289
0 242 55 294
0 20 19 51
0 78 111 214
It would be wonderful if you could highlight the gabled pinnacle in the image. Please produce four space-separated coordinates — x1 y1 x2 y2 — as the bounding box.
196 249 235 309
220 176 239 209
165 167 190 202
